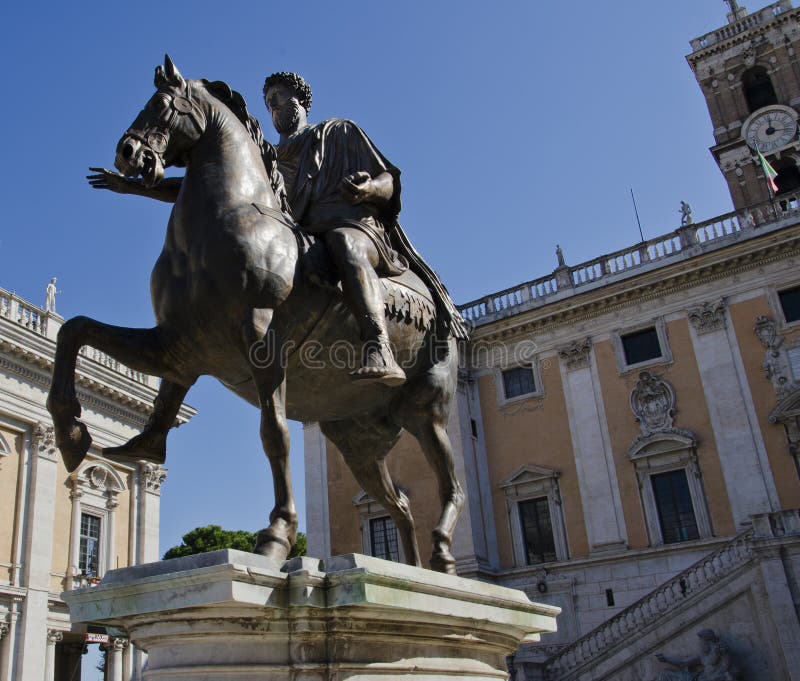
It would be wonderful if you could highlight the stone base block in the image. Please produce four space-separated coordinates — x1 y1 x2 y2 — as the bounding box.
63 551 559 680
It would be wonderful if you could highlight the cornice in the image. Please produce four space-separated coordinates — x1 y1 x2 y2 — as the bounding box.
0 322 196 425
0 354 149 427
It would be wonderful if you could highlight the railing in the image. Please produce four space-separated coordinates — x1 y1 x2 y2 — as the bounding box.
689 0 791 51
1 286 152 387
544 532 755 680
0 288 46 334
458 191 800 327
78 346 151 385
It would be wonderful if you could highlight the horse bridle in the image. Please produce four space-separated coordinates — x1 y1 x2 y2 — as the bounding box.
124 82 207 159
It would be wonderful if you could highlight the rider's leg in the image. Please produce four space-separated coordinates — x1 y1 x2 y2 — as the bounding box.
324 228 405 385
104 379 194 464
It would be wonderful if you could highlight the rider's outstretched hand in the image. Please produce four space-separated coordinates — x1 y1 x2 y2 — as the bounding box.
87 167 139 194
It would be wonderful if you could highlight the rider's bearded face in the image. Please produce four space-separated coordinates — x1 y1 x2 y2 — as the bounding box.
273 99 301 134
266 84 303 135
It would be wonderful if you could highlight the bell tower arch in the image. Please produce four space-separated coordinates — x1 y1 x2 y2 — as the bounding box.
687 1 800 209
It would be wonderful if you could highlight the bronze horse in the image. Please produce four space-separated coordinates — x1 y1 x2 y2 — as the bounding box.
47 57 464 573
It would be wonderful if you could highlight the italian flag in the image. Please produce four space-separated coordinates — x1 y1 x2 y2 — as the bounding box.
757 149 779 194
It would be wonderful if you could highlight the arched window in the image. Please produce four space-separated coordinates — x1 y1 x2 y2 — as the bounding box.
742 66 778 113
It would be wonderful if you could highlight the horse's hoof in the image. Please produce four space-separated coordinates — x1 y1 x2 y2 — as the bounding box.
430 552 457 575
57 421 93 473
253 527 292 564
104 431 166 465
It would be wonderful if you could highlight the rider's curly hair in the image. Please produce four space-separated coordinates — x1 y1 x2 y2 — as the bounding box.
263 72 313 112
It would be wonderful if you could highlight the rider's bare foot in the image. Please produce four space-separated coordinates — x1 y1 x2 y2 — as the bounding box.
103 429 167 465
350 340 406 386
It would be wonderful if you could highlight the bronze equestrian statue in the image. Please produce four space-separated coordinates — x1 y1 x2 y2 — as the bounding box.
48 56 467 573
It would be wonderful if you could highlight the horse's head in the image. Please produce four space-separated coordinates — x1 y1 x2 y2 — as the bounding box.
115 55 207 187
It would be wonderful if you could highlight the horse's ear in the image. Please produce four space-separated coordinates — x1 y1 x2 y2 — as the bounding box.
154 65 167 88
164 54 185 87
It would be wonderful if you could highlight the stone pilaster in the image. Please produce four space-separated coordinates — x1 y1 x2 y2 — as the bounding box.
137 463 166 564
18 424 59 681
447 372 498 576
0 599 20 681
44 630 62 681
108 638 128 681
687 299 779 525
557 338 628 553
303 422 331 559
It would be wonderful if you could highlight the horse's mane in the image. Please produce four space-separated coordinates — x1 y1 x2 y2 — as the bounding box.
199 79 291 215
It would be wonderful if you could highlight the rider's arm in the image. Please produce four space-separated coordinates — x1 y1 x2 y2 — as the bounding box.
87 169 182 203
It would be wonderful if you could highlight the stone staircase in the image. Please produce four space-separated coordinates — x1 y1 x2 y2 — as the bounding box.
540 509 800 681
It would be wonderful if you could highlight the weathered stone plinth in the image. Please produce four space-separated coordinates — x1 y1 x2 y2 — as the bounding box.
63 550 559 680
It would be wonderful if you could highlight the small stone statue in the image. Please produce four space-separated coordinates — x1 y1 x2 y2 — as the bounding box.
556 244 566 268
45 277 61 313
655 629 737 680
680 201 693 226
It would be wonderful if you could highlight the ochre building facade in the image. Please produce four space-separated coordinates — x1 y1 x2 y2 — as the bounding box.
305 3 800 680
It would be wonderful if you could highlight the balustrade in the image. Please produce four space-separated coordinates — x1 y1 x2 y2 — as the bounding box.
545 530 756 680
1 286 152 387
457 191 800 326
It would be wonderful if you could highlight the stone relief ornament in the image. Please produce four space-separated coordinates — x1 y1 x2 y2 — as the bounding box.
754 315 798 398
687 300 727 335
630 371 676 436
141 462 167 494
34 423 57 461
654 628 738 681
557 338 592 371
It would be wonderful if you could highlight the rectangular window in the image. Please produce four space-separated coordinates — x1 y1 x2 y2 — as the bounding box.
502 366 536 399
651 470 699 544
519 497 557 564
369 516 399 562
778 286 800 323
621 328 662 365
79 513 101 576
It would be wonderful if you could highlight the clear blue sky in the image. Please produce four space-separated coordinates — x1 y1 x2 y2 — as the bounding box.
1 1 736 558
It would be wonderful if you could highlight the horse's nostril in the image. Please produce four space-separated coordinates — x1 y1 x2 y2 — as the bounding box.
122 143 134 160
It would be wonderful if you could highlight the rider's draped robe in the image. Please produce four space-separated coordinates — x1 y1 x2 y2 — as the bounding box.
275 118 469 339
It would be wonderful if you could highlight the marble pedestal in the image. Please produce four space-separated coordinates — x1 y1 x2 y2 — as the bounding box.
63 550 559 680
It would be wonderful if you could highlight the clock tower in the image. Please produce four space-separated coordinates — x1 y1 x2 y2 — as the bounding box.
688 0 800 209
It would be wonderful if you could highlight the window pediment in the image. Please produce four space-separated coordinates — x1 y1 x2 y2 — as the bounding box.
628 431 697 460
73 461 126 494
500 465 560 489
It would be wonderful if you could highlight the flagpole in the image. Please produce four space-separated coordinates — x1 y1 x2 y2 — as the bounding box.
630 188 645 242
755 142 779 220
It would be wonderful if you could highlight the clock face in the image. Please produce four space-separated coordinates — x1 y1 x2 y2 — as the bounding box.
744 109 798 152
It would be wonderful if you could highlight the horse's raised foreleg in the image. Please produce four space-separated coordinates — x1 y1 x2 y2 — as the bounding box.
104 379 194 465
320 418 422 567
47 316 180 472
244 316 297 563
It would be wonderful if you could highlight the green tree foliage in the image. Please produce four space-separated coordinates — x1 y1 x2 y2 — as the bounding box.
163 524 307 560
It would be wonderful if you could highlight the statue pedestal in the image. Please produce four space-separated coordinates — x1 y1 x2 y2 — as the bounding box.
63 550 559 680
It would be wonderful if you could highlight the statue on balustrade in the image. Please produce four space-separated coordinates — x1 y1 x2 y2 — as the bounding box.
680 201 693 226
45 277 61 313
49 56 468 574
654 629 737 681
